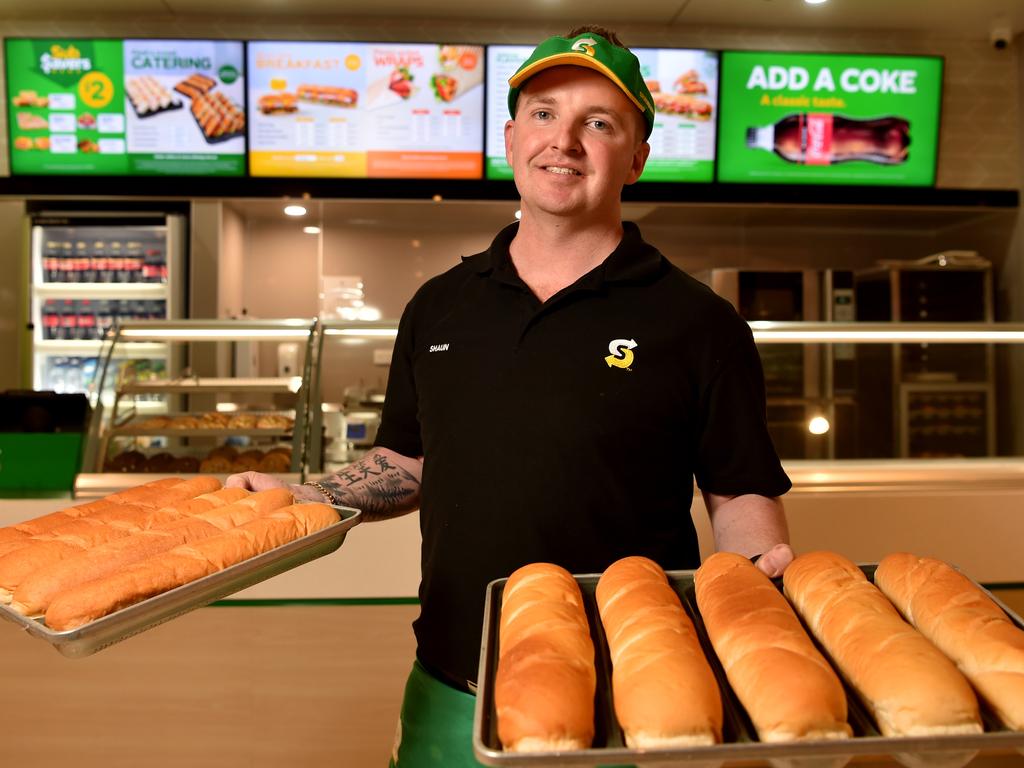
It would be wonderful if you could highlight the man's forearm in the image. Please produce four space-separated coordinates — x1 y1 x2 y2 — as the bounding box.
296 447 422 522
705 492 789 557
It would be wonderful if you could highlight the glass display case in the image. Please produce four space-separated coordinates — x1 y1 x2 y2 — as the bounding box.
300 320 1024 472
305 320 399 474
78 319 317 494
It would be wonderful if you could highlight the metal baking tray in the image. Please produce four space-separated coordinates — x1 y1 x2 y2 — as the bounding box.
0 503 360 659
474 564 1024 768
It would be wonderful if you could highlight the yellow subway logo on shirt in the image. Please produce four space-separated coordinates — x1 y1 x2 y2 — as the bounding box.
605 338 637 369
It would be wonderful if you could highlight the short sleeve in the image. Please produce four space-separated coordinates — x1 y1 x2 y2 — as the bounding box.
374 300 424 458
693 329 792 498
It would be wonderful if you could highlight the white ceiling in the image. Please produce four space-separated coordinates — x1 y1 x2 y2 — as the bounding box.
1 0 1022 39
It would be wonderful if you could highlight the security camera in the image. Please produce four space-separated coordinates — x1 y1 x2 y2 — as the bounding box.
991 19 1012 50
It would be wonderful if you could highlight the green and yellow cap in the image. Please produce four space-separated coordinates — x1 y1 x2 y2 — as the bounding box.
507 32 655 139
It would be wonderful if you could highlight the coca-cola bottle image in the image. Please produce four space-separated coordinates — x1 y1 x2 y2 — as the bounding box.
746 114 910 165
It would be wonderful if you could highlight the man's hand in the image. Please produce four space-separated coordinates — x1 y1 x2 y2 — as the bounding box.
753 542 795 578
226 471 328 502
226 471 288 493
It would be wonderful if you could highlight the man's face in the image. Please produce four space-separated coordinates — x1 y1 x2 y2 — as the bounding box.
504 66 650 223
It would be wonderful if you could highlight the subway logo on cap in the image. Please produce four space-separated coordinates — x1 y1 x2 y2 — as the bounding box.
507 32 655 139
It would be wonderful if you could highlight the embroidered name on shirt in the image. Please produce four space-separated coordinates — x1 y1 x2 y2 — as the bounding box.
429 343 450 353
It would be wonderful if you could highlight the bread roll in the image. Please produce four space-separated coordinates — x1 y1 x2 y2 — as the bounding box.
783 551 982 737
44 502 339 630
694 552 850 742
0 477 182 544
9 488 279 617
875 552 1024 731
495 562 595 753
0 478 223 601
597 556 721 748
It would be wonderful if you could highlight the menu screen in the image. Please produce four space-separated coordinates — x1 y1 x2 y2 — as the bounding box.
248 41 484 178
717 51 943 186
485 45 719 182
6 38 246 176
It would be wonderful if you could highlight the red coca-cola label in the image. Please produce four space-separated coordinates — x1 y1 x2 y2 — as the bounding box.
805 113 834 165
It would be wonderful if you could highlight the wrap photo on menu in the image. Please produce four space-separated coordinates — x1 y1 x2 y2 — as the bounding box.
248 41 483 179
4 38 246 176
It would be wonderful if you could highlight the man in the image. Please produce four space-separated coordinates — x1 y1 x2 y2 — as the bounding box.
230 26 793 767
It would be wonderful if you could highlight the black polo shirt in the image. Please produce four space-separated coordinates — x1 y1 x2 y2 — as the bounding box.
375 221 790 686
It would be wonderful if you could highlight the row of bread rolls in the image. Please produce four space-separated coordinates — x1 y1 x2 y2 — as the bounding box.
495 550 1024 753
105 445 291 474
0 477 339 629
132 412 293 431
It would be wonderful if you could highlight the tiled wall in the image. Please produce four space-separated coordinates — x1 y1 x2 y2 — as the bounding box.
0 15 1019 188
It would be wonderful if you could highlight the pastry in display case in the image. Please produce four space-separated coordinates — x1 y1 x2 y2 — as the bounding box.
79 319 317 495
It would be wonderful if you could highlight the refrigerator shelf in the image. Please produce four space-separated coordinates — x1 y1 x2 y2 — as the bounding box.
35 283 169 299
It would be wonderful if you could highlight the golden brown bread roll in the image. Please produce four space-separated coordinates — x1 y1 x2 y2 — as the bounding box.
207 444 238 461
0 478 185 545
10 487 282 617
257 451 291 473
875 552 1024 731
783 551 982 737
597 556 722 748
0 477 220 602
694 552 850 742
227 414 257 429
200 456 233 473
44 502 337 630
495 562 595 753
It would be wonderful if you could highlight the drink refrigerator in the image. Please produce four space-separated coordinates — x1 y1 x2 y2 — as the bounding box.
27 208 187 410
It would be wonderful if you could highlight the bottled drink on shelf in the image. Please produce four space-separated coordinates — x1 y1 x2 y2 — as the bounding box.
95 299 114 338
746 113 910 165
76 240 95 282
58 299 76 340
95 241 114 282
42 299 60 340
58 242 75 282
125 241 144 283
142 246 166 282
110 241 128 282
43 241 61 282
76 299 97 340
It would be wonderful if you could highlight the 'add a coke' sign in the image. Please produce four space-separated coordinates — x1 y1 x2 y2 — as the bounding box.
717 51 943 187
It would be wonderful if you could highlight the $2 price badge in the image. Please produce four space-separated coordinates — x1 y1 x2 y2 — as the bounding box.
78 71 114 109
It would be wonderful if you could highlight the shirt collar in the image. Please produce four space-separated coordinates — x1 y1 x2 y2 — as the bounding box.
461 221 664 285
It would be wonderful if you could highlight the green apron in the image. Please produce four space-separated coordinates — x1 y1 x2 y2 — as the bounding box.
389 660 486 768
388 660 631 768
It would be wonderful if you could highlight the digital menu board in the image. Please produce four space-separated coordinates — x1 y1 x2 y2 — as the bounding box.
717 51 943 186
6 38 246 176
248 41 484 178
485 45 719 183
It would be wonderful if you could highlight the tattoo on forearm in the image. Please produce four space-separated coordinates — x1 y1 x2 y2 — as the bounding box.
319 453 420 522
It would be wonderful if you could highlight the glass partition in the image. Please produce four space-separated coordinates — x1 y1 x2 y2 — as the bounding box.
81 318 317 479
308 320 1024 469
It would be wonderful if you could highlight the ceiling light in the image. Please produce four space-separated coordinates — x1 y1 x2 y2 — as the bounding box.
808 416 831 435
303 226 321 234
805 0 828 4
284 205 307 217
